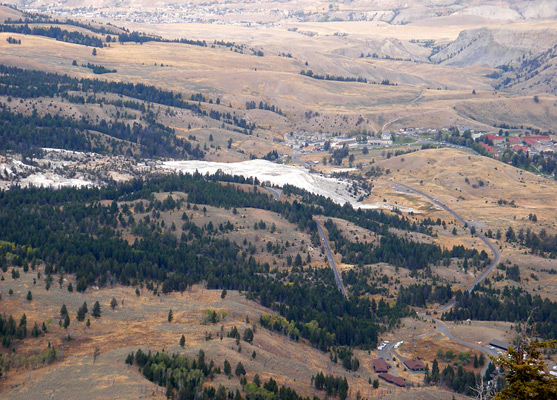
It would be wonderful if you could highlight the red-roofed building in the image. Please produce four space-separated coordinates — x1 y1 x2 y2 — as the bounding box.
508 138 519 143
523 136 551 147
373 359 390 373
485 134 505 145
480 142 498 158
404 359 426 371
512 145 529 153
378 373 407 387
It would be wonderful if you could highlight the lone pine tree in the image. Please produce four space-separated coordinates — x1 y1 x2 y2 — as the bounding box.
92 301 101 318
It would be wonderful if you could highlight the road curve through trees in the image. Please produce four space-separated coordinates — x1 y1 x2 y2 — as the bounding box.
377 180 502 376
390 181 501 298
263 186 282 201
314 218 349 299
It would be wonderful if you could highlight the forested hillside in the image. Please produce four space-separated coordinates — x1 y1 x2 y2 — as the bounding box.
0 171 487 352
0 64 257 159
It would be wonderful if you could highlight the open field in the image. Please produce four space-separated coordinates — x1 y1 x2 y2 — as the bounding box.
396 332 483 380
372 148 557 236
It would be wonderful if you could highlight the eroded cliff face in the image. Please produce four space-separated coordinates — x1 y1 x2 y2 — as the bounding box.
430 28 557 95
431 28 557 67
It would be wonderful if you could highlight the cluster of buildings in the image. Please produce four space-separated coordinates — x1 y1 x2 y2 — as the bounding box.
330 133 393 150
372 357 427 388
396 127 437 136
283 127 554 167
284 131 394 153
481 134 554 159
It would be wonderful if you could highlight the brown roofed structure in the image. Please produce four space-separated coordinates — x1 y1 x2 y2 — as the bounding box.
404 359 426 371
378 373 407 387
373 358 389 373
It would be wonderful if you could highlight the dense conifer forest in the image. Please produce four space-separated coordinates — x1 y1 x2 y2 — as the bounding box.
442 285 557 339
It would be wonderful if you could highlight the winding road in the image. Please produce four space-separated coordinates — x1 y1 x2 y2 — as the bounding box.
314 218 349 299
391 181 501 296
375 181 501 376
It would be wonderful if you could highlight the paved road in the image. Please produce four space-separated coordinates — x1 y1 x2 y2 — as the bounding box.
420 315 499 372
314 218 348 299
292 152 307 168
263 186 282 201
391 181 501 297
378 180 502 376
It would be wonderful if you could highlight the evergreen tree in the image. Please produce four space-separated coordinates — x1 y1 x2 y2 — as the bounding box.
110 297 118 310
494 339 557 399
179 334 185 347
224 359 232 376
77 302 88 321
431 358 440 384
314 372 324 390
26 290 32 301
63 313 70 329
339 378 348 400
31 322 41 337
424 363 431 385
168 309 173 323
235 362 245 377
92 301 101 318
60 304 68 317
243 328 254 343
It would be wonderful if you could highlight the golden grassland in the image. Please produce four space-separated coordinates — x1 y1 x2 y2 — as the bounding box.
133 190 324 269
2 28 556 134
372 148 557 235
309 146 557 301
